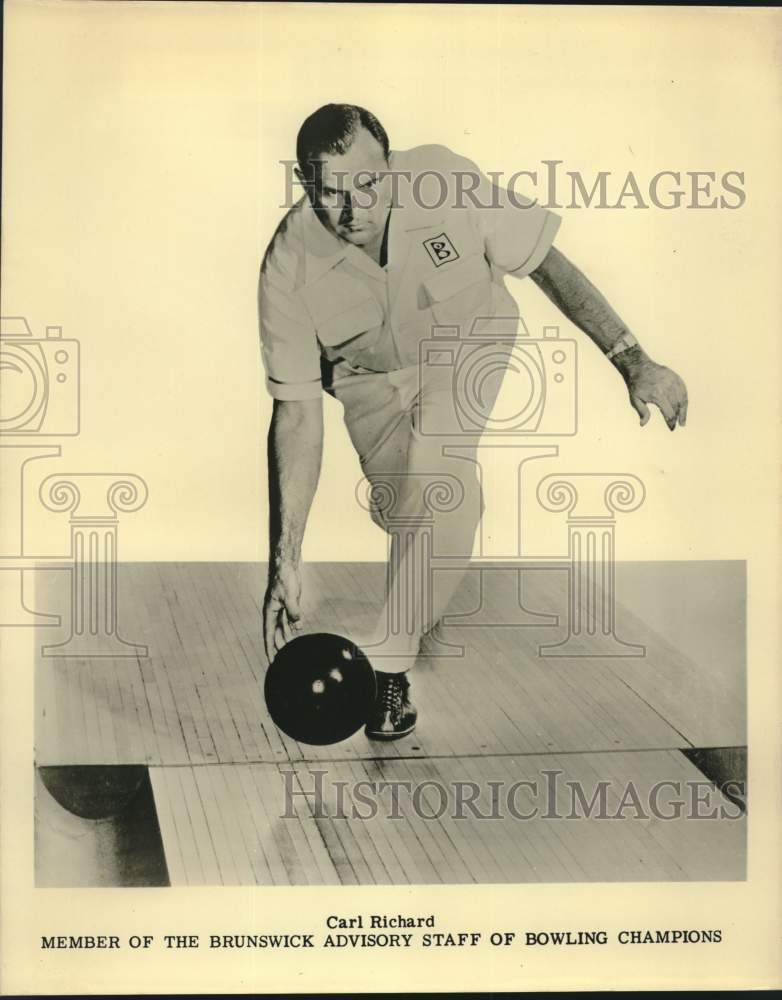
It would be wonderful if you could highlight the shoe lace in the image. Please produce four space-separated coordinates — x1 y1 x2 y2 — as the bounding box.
381 676 404 715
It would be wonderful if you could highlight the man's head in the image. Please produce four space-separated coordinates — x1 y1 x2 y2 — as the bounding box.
296 104 392 249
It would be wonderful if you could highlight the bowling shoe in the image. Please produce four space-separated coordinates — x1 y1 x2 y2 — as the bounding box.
364 670 418 740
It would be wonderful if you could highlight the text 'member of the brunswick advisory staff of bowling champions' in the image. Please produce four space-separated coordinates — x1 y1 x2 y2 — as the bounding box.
258 104 688 741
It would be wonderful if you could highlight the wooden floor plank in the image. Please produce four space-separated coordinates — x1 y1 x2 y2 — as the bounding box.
107 566 151 763
210 764 266 885
249 764 307 885
452 754 548 883
203 566 274 763
149 766 198 885
148 767 188 886
562 750 684 880
124 567 189 765
360 758 437 885
148 563 220 763
416 755 508 883
319 761 393 885
177 765 224 885
272 764 340 886
234 764 290 886
127 563 197 765
384 756 464 885
167 563 242 762
187 562 263 763
342 758 411 884
259 762 344 886
460 753 580 882
192 765 240 885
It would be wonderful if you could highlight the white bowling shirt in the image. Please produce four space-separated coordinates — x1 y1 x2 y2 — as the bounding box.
259 144 561 400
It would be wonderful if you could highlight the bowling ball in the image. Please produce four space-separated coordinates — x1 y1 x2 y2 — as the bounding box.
264 633 376 746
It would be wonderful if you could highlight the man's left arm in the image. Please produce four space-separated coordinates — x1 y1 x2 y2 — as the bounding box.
530 245 688 430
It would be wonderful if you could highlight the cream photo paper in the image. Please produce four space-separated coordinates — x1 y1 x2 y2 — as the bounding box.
1 1 780 994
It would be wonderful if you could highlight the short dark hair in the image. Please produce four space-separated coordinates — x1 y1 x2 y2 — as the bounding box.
296 104 390 183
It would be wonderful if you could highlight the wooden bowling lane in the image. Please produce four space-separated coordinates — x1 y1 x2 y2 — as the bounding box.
148 750 746 886
311 560 745 750
606 562 746 749
35 561 744 767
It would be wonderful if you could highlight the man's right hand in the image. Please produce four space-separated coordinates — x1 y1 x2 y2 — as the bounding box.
263 561 303 664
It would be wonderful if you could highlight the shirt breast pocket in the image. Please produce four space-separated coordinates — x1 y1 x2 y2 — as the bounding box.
422 253 493 326
301 276 384 351
315 297 384 350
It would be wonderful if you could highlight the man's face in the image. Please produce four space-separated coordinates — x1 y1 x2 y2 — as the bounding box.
307 128 391 248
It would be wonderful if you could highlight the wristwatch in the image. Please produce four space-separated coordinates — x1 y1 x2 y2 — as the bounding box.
605 332 638 360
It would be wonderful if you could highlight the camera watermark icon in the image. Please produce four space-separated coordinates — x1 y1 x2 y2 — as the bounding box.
0 317 80 436
418 320 577 437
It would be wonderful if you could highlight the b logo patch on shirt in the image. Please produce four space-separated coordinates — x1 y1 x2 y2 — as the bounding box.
423 233 459 267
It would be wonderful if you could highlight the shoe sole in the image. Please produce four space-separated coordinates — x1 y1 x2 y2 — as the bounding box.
364 722 417 742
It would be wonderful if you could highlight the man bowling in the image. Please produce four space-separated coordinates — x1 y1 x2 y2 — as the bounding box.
259 103 687 740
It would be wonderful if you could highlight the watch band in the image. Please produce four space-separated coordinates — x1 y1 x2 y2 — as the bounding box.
605 332 638 360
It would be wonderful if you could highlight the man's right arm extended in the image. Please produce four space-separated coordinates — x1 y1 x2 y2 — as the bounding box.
263 396 323 663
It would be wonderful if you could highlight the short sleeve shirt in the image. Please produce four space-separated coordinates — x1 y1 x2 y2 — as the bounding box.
259 144 561 400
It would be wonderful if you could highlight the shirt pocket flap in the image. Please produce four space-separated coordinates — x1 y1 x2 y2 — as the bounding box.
422 253 490 304
301 274 383 348
315 297 384 348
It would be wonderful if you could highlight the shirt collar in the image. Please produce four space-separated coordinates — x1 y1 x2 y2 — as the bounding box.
300 150 446 285
302 201 348 285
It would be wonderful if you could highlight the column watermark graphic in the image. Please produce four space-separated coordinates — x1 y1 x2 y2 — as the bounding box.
0 316 149 658
537 474 645 657
38 474 149 658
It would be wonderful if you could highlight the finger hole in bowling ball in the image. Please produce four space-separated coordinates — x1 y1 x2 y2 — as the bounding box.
264 633 376 746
